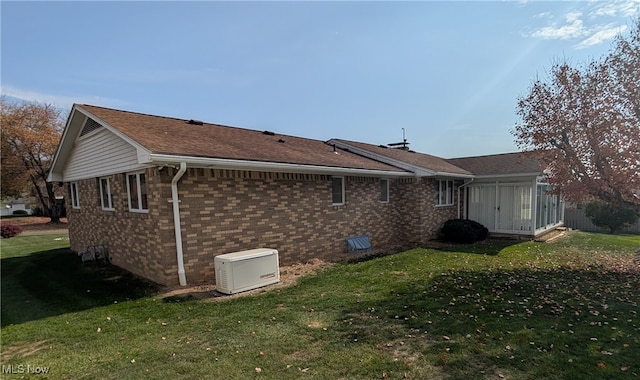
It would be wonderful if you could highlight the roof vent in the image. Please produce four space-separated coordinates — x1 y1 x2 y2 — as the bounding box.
187 119 204 125
262 130 275 136
80 117 103 137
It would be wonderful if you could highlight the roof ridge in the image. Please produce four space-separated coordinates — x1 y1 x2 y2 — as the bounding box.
78 104 324 142
79 104 189 124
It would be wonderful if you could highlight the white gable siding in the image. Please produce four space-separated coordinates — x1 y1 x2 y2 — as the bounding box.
62 128 147 181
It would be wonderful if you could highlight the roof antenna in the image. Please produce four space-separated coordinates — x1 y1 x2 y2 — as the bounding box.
387 128 409 150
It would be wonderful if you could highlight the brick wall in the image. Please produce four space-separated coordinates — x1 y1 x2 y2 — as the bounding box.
66 168 177 285
67 167 458 286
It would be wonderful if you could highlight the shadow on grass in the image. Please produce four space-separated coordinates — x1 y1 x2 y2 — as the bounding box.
425 238 522 256
1 248 158 327
335 265 640 379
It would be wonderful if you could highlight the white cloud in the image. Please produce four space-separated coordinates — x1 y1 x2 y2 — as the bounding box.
0 85 125 111
531 12 588 40
590 0 640 18
574 24 628 49
526 1 638 48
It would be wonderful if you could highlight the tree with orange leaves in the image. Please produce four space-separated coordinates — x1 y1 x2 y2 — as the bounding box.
513 19 639 213
1 97 65 222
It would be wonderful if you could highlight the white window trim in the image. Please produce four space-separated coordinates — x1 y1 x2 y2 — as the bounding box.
70 182 80 209
380 178 390 203
99 177 115 211
127 172 148 213
332 176 345 206
436 180 454 207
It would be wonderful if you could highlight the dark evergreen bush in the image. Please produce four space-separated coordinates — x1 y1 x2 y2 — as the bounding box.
584 201 638 234
439 219 489 243
1 224 23 238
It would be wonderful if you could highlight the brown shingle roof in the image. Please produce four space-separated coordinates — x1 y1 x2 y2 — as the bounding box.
330 139 473 176
78 105 408 173
446 152 543 176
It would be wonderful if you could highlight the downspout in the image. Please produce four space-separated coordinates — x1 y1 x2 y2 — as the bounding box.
171 162 187 286
457 178 474 219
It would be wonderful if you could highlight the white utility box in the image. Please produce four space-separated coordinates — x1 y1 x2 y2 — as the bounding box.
214 248 280 294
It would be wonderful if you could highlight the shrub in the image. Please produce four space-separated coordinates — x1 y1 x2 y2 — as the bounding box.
439 219 489 243
1 224 23 238
584 201 639 234
12 209 29 216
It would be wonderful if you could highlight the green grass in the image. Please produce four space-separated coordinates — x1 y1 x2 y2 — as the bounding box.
1 232 639 379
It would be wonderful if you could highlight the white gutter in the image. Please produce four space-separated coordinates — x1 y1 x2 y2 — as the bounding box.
434 171 475 179
472 172 541 180
171 162 188 286
147 153 411 177
457 178 475 219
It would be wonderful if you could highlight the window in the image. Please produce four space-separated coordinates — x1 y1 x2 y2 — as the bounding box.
380 179 389 203
127 172 148 212
99 177 114 210
331 176 344 205
435 180 454 206
70 182 80 209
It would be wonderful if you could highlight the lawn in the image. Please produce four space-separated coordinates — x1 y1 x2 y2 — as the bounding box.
1 231 639 379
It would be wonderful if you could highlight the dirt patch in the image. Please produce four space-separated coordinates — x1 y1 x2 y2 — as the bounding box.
533 227 569 242
160 258 333 302
1 340 49 362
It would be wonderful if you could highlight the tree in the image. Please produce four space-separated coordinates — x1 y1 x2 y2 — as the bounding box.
513 19 640 212
1 97 65 222
584 201 638 234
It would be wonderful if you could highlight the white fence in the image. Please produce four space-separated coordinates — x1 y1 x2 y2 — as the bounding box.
564 207 640 233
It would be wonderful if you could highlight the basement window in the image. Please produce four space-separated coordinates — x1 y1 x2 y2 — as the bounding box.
127 172 148 213
332 177 344 205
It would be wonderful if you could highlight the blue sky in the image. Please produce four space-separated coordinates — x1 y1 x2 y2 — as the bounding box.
2 1 638 158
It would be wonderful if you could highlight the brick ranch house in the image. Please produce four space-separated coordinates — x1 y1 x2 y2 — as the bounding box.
48 105 563 286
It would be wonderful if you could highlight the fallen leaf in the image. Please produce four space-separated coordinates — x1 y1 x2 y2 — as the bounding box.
597 362 606 368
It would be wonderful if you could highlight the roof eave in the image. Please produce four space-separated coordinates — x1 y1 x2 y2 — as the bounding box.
473 172 542 179
47 105 81 182
146 153 412 177
433 172 476 179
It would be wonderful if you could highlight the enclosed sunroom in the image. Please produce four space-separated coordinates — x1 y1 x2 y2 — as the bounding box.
465 179 564 236
448 153 564 237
